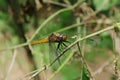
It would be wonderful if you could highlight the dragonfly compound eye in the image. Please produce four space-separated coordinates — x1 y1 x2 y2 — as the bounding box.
58 34 67 42
62 35 67 41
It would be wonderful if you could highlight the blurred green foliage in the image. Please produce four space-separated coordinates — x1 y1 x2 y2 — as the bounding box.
0 0 120 80
93 0 119 11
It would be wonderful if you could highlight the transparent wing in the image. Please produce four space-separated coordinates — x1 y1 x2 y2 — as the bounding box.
49 42 61 66
49 42 70 67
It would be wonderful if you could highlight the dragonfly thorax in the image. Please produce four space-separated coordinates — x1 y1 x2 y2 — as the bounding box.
49 33 67 42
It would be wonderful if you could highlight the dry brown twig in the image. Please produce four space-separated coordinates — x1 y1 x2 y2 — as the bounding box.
5 49 17 80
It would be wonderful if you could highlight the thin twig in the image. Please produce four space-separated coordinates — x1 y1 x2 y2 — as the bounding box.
63 0 71 6
21 65 47 80
28 66 47 80
75 17 92 80
5 49 17 80
77 42 95 80
44 0 68 7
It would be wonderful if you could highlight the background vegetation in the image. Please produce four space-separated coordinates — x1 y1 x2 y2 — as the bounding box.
0 0 120 80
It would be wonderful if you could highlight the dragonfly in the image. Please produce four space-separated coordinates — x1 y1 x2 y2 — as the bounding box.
31 32 70 65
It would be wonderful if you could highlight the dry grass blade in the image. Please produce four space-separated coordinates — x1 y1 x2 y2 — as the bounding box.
5 49 17 80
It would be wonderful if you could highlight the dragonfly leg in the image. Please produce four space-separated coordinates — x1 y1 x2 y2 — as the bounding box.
58 42 69 52
56 42 61 65
62 42 68 47
65 41 71 44
58 42 67 52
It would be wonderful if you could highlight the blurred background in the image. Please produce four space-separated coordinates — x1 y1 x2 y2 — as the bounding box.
0 0 120 80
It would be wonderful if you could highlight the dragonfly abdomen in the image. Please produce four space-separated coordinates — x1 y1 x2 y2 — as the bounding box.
31 38 49 45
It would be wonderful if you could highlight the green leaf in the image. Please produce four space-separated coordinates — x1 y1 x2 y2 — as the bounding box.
81 65 90 80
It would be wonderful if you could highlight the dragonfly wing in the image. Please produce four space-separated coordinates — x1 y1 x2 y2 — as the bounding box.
56 42 61 64
57 42 69 62
49 42 61 66
49 42 70 66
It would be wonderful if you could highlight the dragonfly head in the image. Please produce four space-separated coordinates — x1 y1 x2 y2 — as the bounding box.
58 34 67 42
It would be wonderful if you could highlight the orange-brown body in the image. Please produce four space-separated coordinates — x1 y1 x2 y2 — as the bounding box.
31 32 67 45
